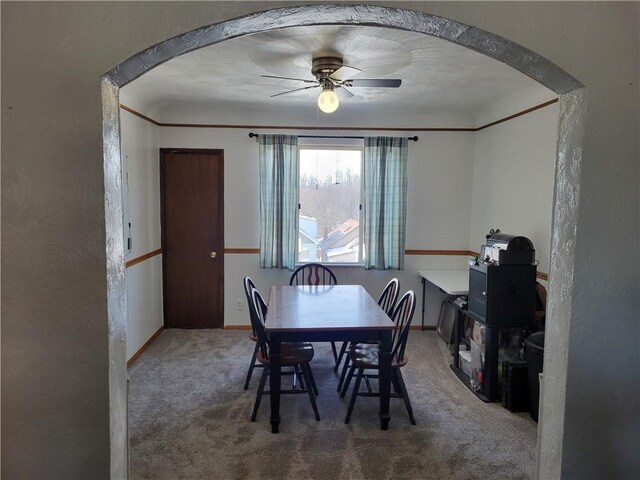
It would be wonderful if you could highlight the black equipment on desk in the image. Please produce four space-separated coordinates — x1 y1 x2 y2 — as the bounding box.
480 232 535 265
468 232 537 326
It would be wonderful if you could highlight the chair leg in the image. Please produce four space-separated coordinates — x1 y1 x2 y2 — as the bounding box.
394 368 416 425
345 367 364 424
391 370 401 394
336 355 351 392
306 363 319 396
334 341 348 372
294 364 305 390
301 363 320 421
251 367 269 422
330 341 338 362
243 342 259 390
340 364 357 398
364 375 373 393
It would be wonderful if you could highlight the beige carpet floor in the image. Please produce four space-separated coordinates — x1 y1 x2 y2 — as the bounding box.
128 329 537 480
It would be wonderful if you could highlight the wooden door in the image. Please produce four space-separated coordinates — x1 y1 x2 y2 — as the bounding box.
160 149 224 328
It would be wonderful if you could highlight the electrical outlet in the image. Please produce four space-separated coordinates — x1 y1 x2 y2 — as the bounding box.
236 299 244 310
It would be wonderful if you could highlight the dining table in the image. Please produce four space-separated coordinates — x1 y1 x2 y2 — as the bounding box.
266 284 397 433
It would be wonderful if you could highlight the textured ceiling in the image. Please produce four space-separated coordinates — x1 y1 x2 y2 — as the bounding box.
122 25 553 118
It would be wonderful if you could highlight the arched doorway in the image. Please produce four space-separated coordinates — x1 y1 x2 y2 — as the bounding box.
102 5 584 477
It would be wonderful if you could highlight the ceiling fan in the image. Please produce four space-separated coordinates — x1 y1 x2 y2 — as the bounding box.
262 56 402 113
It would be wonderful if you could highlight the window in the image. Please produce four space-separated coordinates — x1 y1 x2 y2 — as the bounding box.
298 146 363 264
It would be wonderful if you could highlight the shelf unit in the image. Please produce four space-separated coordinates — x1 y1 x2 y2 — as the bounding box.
449 301 535 402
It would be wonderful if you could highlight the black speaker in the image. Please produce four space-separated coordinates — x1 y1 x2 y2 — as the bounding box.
502 361 530 412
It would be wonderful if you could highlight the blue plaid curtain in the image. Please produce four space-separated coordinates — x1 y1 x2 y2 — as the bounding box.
258 134 298 269
363 136 408 270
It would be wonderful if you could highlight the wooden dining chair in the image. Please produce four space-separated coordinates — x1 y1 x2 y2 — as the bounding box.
340 290 417 425
377 278 401 316
335 278 400 382
243 277 317 392
248 287 320 422
242 276 262 390
288 263 339 361
289 262 337 287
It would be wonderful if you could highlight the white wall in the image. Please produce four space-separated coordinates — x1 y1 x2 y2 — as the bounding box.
125 257 163 358
158 126 475 327
407 132 475 249
121 99 558 356
120 109 163 359
470 103 559 276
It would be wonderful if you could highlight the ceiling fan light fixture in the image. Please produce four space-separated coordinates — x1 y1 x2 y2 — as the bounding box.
317 86 339 113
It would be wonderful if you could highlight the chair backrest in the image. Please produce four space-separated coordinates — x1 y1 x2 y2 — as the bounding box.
378 278 400 317
289 263 337 286
243 277 259 336
249 287 270 360
389 290 416 362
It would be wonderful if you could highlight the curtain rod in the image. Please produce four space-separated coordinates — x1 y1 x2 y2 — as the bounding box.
248 132 418 142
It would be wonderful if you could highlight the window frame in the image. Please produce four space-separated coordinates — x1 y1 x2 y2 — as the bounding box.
297 143 365 266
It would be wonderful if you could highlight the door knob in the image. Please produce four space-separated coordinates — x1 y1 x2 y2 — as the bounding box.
210 251 217 259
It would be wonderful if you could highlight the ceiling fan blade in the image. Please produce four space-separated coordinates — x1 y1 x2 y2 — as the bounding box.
329 65 362 81
261 74 317 84
270 84 320 98
347 78 402 88
336 86 354 99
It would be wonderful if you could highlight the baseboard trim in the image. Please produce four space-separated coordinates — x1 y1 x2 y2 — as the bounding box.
127 326 164 367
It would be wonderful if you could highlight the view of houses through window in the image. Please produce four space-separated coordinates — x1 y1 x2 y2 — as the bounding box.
298 147 363 263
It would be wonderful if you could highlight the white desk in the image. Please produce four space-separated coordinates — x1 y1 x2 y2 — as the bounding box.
418 270 469 329
419 270 469 295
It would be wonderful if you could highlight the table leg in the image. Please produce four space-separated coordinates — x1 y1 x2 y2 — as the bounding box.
269 333 281 433
378 330 392 430
421 278 426 330
453 304 460 369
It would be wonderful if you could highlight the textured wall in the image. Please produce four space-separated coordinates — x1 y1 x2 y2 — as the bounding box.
2 2 638 479
553 8 640 476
